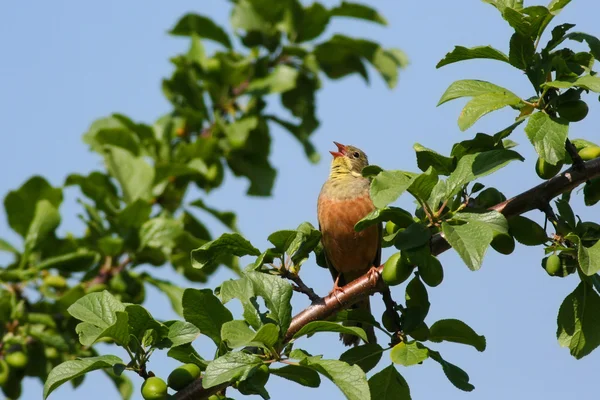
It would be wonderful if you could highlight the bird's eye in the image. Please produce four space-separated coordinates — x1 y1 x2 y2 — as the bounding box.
353 152 360 158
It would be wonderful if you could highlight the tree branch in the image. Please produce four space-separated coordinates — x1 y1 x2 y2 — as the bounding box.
175 157 600 400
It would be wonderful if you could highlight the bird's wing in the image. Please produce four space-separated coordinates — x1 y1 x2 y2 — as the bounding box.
319 222 343 284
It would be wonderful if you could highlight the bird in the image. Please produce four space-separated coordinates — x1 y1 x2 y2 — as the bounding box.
317 141 381 346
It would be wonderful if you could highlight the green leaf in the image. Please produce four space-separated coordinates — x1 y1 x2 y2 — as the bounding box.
368 365 411 400
65 172 119 211
442 222 493 271
370 170 414 208
124 304 165 342
247 65 299 94
191 233 260 270
413 144 455 175
182 289 233 345
189 198 237 231
458 92 522 131
437 79 519 106
293 321 368 342
44 355 124 399
36 250 100 272
355 207 414 232
407 167 439 202
390 341 429 366
453 210 509 235
564 234 600 276
543 75 600 93
116 199 152 229
429 319 486 351
293 2 330 42
143 276 184 316
202 352 263 388
246 272 293 333
436 45 509 68
169 13 231 48
267 222 321 268
330 2 387 25
445 150 524 198
270 365 321 388
167 321 201 347
340 343 383 373
403 276 430 331
103 145 154 203
24 200 61 251
167 344 207 369
300 359 370 400
564 32 600 60
391 223 431 251
428 350 474 391
557 281 600 359
524 112 569 165
221 320 279 349
508 33 535 69
3 176 62 237
139 217 183 253
508 216 548 246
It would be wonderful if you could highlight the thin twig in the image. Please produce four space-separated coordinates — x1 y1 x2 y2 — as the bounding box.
281 269 321 302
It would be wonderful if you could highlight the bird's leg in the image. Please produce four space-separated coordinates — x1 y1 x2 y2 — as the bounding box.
329 275 346 306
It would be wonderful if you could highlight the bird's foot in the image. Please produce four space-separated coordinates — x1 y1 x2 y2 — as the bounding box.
329 277 346 306
366 266 381 286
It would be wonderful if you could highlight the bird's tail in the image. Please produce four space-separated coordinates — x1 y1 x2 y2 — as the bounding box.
341 298 377 347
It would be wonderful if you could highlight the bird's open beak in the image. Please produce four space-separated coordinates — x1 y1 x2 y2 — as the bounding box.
330 141 347 158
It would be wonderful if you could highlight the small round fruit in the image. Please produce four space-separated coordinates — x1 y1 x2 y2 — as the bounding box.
579 146 600 161
476 188 506 208
5 351 28 369
381 253 413 286
141 377 168 400
44 347 59 359
385 221 398 236
558 100 589 122
0 359 9 386
43 275 67 289
490 233 515 255
167 363 201 390
584 178 600 206
535 158 563 180
543 254 561 276
418 257 444 287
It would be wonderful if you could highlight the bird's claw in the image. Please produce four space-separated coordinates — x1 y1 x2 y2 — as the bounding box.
366 266 380 285
329 277 346 306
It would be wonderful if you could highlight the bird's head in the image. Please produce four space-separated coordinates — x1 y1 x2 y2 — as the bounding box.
328 141 369 179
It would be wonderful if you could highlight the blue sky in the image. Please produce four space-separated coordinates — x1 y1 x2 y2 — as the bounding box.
1 1 599 399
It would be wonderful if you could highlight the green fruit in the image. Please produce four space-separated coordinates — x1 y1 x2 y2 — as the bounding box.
417 257 444 287
490 233 515 255
584 177 600 206
543 254 562 276
476 188 506 208
381 253 413 286
43 275 67 289
167 363 201 390
0 359 9 386
535 158 563 180
558 100 589 122
141 377 168 400
381 311 398 332
406 322 430 341
385 221 398 236
579 146 600 161
44 347 59 359
5 352 27 370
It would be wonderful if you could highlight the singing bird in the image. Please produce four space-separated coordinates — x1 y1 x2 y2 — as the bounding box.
317 141 380 346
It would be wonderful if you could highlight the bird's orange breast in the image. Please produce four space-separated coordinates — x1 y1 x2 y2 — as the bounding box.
317 193 379 279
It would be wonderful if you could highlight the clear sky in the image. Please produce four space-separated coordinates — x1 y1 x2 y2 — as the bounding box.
1 1 599 399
